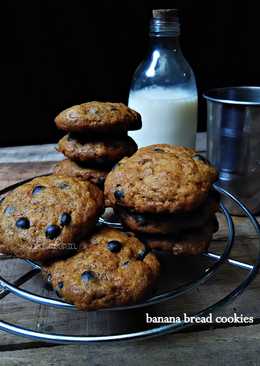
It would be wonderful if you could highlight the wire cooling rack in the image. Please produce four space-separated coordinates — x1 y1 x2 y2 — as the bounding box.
0 178 259 344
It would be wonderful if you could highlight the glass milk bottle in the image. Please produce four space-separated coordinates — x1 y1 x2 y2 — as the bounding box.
128 9 198 148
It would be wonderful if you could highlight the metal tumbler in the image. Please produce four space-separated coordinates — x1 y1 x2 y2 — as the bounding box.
204 86 260 215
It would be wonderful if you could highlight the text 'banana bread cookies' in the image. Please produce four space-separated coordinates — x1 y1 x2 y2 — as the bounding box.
54 102 141 189
104 144 219 255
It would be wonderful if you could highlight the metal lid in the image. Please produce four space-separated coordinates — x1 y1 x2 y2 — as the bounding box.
150 8 180 37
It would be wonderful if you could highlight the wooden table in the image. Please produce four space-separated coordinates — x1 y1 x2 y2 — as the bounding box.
0 133 260 366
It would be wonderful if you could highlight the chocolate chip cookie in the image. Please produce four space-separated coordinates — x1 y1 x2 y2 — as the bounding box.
42 227 160 310
0 176 104 262
57 133 137 164
105 145 218 213
55 102 142 134
53 159 109 188
115 191 219 234
139 216 219 255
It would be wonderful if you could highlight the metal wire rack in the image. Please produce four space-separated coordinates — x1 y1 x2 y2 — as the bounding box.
0 178 259 344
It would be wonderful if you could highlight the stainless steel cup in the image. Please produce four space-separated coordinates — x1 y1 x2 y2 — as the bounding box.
204 86 260 215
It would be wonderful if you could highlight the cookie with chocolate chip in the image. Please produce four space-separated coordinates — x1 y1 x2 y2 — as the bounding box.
139 216 219 256
57 133 137 164
116 192 219 234
42 227 160 310
53 159 109 188
0 176 104 262
105 144 218 213
55 101 142 134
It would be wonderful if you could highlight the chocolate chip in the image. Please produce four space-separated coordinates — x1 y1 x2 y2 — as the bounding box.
32 185 45 195
114 189 124 201
192 154 210 164
154 147 164 152
47 273 52 282
4 206 16 215
58 281 64 289
107 240 122 253
16 217 30 229
60 213 71 226
81 271 95 282
137 245 150 261
57 182 70 189
45 225 61 239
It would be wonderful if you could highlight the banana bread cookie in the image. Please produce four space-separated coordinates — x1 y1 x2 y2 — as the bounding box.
42 227 160 310
105 145 218 213
0 175 104 262
57 133 137 164
115 191 219 234
139 216 219 255
55 102 142 134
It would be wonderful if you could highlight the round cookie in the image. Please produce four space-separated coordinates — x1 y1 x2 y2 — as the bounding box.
42 227 160 310
57 133 138 164
115 191 219 234
55 102 142 134
53 159 109 188
0 176 104 262
105 145 218 213
139 216 219 256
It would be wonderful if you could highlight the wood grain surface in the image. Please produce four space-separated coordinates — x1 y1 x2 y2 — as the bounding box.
0 135 260 366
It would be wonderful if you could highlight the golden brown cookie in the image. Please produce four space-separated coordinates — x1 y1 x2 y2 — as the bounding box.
115 192 219 234
139 216 219 255
105 145 218 213
53 159 109 188
55 102 142 133
57 133 137 164
42 227 160 310
0 176 104 262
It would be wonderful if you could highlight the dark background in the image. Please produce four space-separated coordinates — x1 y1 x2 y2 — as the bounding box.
0 0 258 146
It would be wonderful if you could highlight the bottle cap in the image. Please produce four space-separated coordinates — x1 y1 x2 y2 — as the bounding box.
150 9 180 37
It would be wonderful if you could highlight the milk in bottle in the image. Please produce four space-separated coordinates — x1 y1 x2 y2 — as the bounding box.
128 9 198 148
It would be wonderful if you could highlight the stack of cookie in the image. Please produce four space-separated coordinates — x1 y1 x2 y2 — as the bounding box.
53 101 141 189
104 144 220 256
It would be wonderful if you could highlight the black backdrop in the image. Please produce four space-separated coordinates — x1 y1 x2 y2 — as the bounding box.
0 0 259 146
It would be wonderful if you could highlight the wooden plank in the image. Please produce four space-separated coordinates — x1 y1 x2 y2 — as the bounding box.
0 144 64 163
0 324 260 365
0 162 55 191
0 227 260 347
